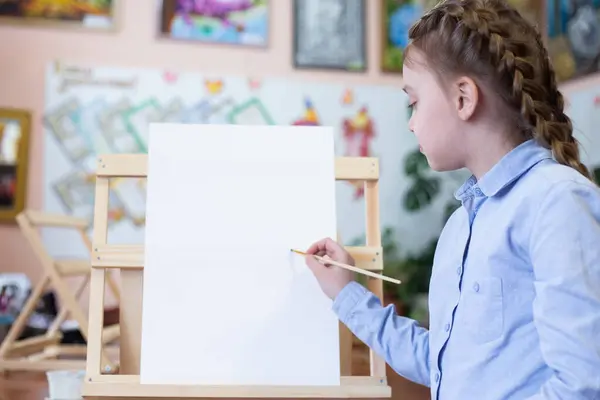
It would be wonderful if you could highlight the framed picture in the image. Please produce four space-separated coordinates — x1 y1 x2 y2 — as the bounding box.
546 0 600 83
0 0 117 31
381 0 436 73
158 0 269 47
0 108 31 223
293 0 367 71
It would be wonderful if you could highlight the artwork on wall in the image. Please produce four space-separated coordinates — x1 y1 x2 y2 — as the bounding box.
0 0 116 30
0 108 31 223
381 0 434 73
158 0 269 47
293 0 366 71
546 0 600 82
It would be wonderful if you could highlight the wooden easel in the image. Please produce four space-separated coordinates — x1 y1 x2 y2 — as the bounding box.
83 153 391 398
0 210 120 373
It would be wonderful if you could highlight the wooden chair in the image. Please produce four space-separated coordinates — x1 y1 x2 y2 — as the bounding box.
0 210 120 372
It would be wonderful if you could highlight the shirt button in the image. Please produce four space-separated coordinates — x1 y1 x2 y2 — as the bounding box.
473 282 480 292
444 323 450 332
434 372 440 383
456 267 462 275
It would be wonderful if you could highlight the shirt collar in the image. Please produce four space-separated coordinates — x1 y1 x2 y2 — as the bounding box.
454 139 552 202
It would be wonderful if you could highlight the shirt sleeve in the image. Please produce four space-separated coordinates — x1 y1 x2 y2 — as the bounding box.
332 281 430 386
527 180 600 399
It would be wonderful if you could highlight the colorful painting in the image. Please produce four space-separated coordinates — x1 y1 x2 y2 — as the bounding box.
0 109 31 223
546 0 600 82
0 0 116 30
159 0 269 47
381 0 432 73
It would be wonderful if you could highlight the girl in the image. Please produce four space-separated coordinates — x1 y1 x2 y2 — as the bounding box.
304 1 600 399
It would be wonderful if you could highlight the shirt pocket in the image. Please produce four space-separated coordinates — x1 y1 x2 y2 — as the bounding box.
462 276 504 344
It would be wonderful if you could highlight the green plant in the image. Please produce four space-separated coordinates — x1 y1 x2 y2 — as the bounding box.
351 147 460 314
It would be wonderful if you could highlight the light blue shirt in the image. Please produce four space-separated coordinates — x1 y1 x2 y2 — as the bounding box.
333 139 600 399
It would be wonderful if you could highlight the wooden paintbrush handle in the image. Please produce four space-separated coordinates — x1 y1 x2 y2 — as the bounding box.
315 255 401 285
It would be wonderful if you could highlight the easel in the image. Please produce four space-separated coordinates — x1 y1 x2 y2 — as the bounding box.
83 153 391 398
0 210 120 373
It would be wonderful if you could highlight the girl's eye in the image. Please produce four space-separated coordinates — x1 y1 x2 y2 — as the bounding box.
407 102 417 117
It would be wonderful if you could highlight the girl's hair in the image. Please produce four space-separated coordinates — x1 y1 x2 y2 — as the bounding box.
406 0 592 180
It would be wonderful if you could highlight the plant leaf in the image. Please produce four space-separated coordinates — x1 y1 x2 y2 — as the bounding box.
403 176 440 211
403 149 429 177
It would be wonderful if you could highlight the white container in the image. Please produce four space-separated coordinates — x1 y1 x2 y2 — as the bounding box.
46 369 85 400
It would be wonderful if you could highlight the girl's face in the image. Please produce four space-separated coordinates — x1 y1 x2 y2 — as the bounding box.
402 49 467 172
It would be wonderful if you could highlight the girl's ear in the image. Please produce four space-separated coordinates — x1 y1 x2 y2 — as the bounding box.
454 76 479 121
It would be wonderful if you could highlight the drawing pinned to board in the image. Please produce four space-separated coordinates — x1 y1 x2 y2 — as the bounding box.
43 63 417 262
226 98 274 125
163 71 179 84
45 99 92 164
292 98 320 126
342 106 375 199
205 79 224 95
248 77 262 91
158 0 269 47
52 170 128 226
341 89 354 105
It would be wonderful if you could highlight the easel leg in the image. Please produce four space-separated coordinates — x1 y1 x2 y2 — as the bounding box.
45 273 90 338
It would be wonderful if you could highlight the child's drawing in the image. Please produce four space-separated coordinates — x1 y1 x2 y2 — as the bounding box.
342 107 376 199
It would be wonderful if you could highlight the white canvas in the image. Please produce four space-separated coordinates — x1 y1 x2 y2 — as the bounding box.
139 123 341 386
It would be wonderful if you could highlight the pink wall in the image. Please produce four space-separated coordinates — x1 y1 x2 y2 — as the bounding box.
0 0 597 287
0 0 402 284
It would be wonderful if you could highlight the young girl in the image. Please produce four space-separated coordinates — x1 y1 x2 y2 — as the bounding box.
304 1 600 399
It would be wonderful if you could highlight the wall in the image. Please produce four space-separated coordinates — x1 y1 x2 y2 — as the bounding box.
0 0 403 281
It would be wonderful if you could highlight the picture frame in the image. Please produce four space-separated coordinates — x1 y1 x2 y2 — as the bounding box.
158 0 270 47
0 0 117 31
293 0 367 72
545 0 600 83
381 0 435 73
0 108 31 223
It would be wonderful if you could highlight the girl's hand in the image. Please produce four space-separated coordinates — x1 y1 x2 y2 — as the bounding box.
304 238 355 300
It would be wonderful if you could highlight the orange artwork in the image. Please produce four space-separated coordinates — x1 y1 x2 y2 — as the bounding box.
205 79 224 95
292 98 320 126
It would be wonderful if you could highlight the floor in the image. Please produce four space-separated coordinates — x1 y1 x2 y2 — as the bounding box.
0 344 429 400
0 372 429 400
0 372 48 400
0 364 429 399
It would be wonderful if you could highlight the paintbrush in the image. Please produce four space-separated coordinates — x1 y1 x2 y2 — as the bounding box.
290 249 401 285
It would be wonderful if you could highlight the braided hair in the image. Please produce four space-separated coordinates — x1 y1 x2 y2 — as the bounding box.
406 0 592 179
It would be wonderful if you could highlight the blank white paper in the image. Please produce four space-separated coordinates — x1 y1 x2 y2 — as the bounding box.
140 123 341 386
